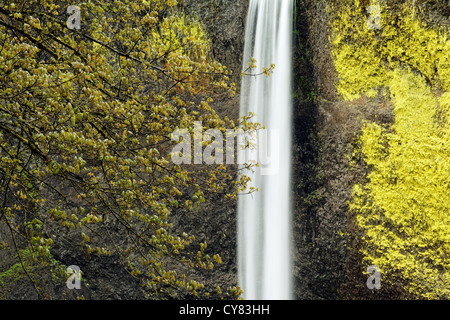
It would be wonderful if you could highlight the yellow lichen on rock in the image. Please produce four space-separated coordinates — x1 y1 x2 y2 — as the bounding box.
331 0 450 299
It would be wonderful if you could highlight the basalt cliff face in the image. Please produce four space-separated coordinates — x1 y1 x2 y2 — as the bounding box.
293 0 450 300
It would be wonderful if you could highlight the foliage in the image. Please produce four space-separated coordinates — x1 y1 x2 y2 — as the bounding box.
331 0 450 298
0 0 258 298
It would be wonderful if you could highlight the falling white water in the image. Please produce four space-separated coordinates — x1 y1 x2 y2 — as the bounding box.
238 0 293 300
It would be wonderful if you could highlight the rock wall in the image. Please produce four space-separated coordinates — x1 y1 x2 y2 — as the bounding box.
291 0 351 299
293 0 450 300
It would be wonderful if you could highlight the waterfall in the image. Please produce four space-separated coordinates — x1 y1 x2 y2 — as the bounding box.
238 0 293 300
